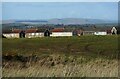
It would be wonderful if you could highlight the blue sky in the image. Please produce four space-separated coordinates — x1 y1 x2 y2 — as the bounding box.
2 2 118 20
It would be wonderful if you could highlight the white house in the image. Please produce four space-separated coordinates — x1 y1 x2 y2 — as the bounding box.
25 29 44 38
50 32 72 37
3 29 21 38
111 27 117 35
3 29 45 38
94 31 107 35
50 28 73 37
83 31 95 35
3 33 19 38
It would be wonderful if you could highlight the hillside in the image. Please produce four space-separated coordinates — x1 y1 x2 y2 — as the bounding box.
2 18 117 24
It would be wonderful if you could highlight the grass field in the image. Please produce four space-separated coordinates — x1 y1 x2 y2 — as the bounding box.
2 35 119 77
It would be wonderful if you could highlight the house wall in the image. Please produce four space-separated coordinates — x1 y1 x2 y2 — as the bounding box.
50 32 72 37
94 32 107 35
83 31 94 35
111 27 117 35
25 33 44 38
3 33 19 38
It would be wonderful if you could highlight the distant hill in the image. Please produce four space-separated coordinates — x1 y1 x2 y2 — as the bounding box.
1 18 117 25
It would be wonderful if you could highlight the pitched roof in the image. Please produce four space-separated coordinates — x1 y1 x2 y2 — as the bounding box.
51 28 64 32
36 28 47 32
3 29 21 33
12 29 21 33
82 26 112 32
25 29 37 33
2 29 12 33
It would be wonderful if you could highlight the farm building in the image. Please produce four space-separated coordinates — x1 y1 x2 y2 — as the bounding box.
94 26 119 35
111 27 117 35
83 31 95 35
2 26 118 38
80 26 113 35
25 29 44 38
94 31 107 35
72 29 83 36
44 29 51 37
3 29 21 38
50 28 73 37
3 28 45 38
93 27 107 35
82 26 95 35
106 29 112 35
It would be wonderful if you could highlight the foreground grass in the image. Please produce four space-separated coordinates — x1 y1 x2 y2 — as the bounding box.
3 59 118 77
2 35 119 77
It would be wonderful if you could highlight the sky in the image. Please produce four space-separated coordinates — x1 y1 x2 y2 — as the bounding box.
1 0 120 2
2 2 118 20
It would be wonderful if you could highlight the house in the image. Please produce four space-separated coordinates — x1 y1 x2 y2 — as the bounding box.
44 29 51 37
94 31 107 35
94 26 119 35
83 31 95 35
82 27 95 35
106 29 112 35
50 28 73 37
72 29 83 36
95 26 118 35
80 26 108 35
3 29 21 38
2 26 118 38
23 28 46 38
19 31 25 38
3 28 45 38
111 27 117 35
25 29 44 38
93 27 108 35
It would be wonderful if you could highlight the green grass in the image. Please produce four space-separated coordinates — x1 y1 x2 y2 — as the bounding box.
2 35 119 77
2 35 119 59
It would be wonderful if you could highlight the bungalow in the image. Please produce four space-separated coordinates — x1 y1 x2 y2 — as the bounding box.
93 27 108 35
3 28 45 38
2 26 118 38
94 31 107 35
75 26 118 36
94 26 118 35
25 29 44 38
82 27 95 35
50 28 73 37
3 29 21 38
111 27 117 35
72 29 83 36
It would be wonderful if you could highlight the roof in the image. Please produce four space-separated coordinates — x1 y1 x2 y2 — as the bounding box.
36 28 47 32
25 29 37 33
12 29 21 33
2 29 12 34
51 28 64 32
3 26 117 34
2 29 21 33
73 29 83 34
3 29 38 33
82 26 95 31
82 26 113 32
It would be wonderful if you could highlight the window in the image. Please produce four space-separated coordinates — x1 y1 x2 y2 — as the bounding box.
32 33 34 35
36 33 39 35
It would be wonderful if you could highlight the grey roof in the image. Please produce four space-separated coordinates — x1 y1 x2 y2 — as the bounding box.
82 26 112 32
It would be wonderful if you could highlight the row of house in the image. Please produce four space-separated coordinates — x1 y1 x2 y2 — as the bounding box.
2 26 118 38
